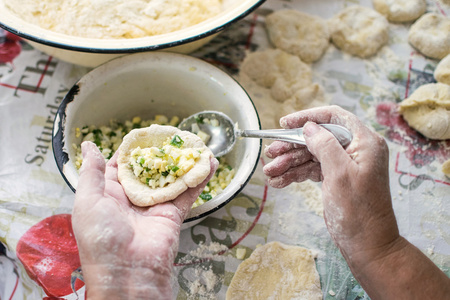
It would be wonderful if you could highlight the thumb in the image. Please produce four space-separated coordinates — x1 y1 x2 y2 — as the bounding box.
304 122 351 176
75 141 107 209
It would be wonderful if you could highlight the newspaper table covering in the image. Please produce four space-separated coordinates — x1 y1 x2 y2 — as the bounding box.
0 0 449 299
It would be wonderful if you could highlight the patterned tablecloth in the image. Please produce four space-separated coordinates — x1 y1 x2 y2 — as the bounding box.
0 0 449 299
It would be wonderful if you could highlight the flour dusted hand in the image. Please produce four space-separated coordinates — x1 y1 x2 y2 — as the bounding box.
73 141 218 299
263 105 450 299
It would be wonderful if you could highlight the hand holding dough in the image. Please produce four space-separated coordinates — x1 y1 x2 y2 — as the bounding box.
399 83 450 140
73 141 217 299
117 124 214 207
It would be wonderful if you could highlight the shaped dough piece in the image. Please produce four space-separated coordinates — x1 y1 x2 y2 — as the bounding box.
328 5 389 58
241 49 312 102
266 9 330 63
408 13 450 60
443 159 450 176
117 124 213 207
372 0 426 23
434 54 450 85
399 83 450 140
226 242 322 300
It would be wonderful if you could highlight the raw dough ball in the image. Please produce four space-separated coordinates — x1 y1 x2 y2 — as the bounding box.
328 5 389 58
117 124 213 207
434 54 450 85
265 9 330 63
278 83 327 120
372 0 426 23
408 13 450 60
399 83 450 140
241 49 312 102
226 241 322 300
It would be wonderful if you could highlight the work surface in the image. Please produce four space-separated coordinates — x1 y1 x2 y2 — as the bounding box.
0 0 449 299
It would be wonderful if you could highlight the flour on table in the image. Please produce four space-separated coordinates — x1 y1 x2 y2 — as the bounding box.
265 9 330 63
226 241 322 300
6 0 222 39
328 5 389 58
408 13 450 60
372 0 426 23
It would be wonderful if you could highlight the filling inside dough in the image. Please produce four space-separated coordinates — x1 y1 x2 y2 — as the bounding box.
129 134 202 189
117 124 214 207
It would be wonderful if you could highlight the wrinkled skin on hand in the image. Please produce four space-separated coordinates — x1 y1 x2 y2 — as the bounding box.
72 141 218 299
264 105 398 256
263 106 450 299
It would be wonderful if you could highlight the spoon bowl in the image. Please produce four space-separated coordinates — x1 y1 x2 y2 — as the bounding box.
179 111 353 156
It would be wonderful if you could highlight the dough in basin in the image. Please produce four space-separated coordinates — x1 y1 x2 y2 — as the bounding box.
372 0 426 23
117 124 213 207
399 83 450 140
265 9 330 63
241 49 313 102
328 5 389 58
226 241 322 300
408 13 450 60
434 54 450 85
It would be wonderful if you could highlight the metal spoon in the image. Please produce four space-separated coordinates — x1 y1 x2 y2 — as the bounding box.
178 111 353 157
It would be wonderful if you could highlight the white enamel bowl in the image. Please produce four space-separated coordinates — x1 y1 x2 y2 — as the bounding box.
52 52 261 227
0 0 265 67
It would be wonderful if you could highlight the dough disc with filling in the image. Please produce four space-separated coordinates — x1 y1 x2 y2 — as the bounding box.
328 5 389 58
408 13 450 60
399 83 450 140
117 124 213 207
226 241 322 300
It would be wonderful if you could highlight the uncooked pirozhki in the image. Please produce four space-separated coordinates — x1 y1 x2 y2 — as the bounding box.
408 13 450 60
399 83 450 140
372 0 426 23
328 5 389 58
265 9 330 63
117 124 213 207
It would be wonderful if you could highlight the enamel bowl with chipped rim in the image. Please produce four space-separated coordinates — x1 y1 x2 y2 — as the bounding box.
0 0 266 67
52 52 261 228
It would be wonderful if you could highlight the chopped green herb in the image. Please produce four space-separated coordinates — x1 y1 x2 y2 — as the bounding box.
138 157 145 166
170 165 179 172
195 116 204 124
161 171 169 176
170 135 184 148
146 178 150 184
199 192 212 201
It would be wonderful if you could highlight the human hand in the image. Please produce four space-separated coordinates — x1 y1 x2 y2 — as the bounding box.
72 141 218 300
263 106 399 263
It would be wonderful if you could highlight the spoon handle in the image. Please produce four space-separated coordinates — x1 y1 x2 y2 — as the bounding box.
239 124 352 147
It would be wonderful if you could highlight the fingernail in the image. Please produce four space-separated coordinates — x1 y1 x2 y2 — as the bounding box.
304 122 320 137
